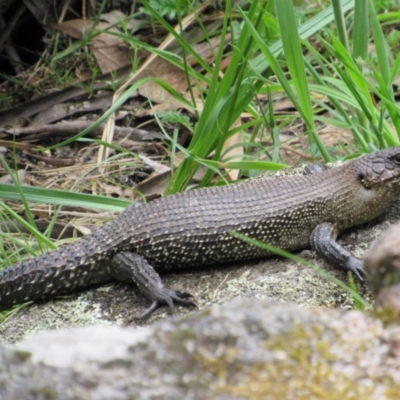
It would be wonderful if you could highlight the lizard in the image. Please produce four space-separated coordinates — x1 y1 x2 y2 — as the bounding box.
1 146 400 320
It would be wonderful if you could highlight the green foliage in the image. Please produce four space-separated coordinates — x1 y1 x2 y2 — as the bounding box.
158 110 194 130
141 0 201 20
374 0 400 11
386 29 400 51
10 0 400 199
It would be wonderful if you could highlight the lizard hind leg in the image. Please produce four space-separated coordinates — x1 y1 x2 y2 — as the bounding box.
111 252 197 321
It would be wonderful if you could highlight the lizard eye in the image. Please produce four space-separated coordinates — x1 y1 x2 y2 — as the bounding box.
392 154 400 165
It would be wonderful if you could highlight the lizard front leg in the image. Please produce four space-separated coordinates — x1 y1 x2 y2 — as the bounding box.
310 222 366 281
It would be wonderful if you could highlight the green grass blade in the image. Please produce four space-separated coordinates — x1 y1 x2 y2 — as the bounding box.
0 184 130 212
369 0 391 90
332 0 350 50
353 0 369 59
251 0 355 73
0 201 55 249
275 0 315 127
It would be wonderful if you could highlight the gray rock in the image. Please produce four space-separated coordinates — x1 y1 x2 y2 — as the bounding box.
0 298 400 399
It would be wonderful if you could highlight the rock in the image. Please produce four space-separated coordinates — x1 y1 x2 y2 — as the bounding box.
365 221 400 323
365 222 400 294
0 298 400 399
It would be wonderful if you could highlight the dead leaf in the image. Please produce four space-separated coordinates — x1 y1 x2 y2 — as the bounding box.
139 154 170 174
318 124 353 147
53 19 132 73
91 38 132 74
53 19 92 39
133 170 171 200
137 57 189 103
100 10 146 33
135 96 203 117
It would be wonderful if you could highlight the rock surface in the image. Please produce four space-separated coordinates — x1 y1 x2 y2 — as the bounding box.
0 298 400 400
365 220 400 323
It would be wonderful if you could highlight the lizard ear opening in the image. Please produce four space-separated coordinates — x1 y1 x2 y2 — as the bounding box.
358 173 371 190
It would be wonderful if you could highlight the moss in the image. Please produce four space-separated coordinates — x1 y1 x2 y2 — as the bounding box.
170 327 197 342
193 322 399 399
31 387 59 400
14 349 31 361
372 307 400 326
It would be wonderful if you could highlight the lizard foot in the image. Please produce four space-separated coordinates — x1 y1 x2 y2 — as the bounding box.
140 289 197 321
345 258 366 282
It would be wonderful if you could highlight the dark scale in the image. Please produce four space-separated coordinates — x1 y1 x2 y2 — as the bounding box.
2 147 400 319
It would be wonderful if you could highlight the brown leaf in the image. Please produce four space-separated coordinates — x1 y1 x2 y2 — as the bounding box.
53 19 91 39
135 96 203 117
138 58 189 103
53 19 132 74
100 10 146 33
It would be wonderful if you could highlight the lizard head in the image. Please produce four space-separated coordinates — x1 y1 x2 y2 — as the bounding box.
356 146 400 190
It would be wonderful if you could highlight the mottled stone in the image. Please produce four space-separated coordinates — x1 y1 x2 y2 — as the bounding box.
0 298 400 399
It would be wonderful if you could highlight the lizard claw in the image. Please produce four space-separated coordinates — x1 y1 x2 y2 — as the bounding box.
140 289 197 321
346 258 366 282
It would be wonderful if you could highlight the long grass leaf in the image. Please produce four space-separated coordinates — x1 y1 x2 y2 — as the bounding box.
332 0 350 50
353 0 368 59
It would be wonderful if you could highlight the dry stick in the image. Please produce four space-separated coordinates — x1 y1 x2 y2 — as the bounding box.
98 0 214 169
5 121 162 142
0 139 40 151
23 151 76 167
